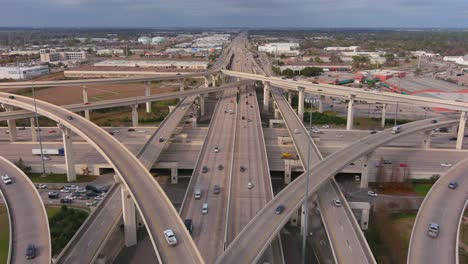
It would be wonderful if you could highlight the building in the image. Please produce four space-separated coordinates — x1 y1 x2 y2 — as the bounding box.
40 49 87 63
258 43 300 55
151 37 167 44
137 37 152 45
279 63 352 73
341 51 387 65
0 65 49 80
411 51 440 58
96 49 125 56
94 60 208 70
324 46 359 52
443 55 468 66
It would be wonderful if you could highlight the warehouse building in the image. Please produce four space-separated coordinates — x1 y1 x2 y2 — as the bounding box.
0 65 49 80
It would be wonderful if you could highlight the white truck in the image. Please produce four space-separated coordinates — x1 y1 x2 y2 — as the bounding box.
391 126 402 134
32 148 64 156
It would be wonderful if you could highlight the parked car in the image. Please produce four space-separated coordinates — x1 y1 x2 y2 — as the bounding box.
37 184 48 189
275 205 285 214
333 199 342 207
60 198 73 204
448 181 459 189
48 191 59 199
440 163 452 167
383 160 393 164
367 191 378 197
163 229 178 246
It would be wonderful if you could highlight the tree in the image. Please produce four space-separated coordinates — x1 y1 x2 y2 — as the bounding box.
301 67 323 77
314 56 323 63
282 69 295 78
414 68 422 76
14 158 31 174
352 56 370 70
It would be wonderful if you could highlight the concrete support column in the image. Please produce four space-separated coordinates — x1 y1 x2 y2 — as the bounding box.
284 161 292 184
199 96 205 116
168 105 176 113
203 76 210 88
263 81 270 112
274 109 280 119
179 79 185 92
456 111 467 150
131 104 138 127
217 73 222 85
290 208 299 227
30 118 38 142
82 85 90 120
422 130 433 149
4 106 17 142
346 94 356 131
297 87 305 120
361 209 370 230
287 91 292 104
122 187 137 247
381 103 387 128
59 125 76 182
210 74 216 86
145 82 151 113
360 153 371 188
318 95 325 113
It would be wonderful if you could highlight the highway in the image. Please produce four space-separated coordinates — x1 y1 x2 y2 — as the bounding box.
0 93 204 264
179 87 238 263
222 70 468 112
217 117 459 264
408 157 468 264
270 86 375 263
0 156 50 264
56 94 200 263
0 71 218 89
0 81 248 121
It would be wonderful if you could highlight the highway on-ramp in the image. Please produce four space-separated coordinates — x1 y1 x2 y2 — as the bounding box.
0 93 204 264
0 156 50 264
216 117 459 264
408 157 468 264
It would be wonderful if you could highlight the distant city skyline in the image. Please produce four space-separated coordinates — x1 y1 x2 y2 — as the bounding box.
1 0 468 28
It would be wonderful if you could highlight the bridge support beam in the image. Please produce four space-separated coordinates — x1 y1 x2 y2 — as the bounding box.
198 96 205 116
360 152 372 188
297 87 305 120
4 105 17 142
422 130 433 149
284 162 292 184
204 76 210 88
59 125 76 182
318 95 325 113
131 104 138 127
263 81 270 112
274 109 281 119
349 202 371 230
171 163 178 184
145 82 151 113
456 111 467 150
210 74 216 86
287 91 292 105
30 117 38 142
168 105 176 113
289 208 299 227
122 187 137 247
381 103 387 128
82 85 90 120
346 94 355 131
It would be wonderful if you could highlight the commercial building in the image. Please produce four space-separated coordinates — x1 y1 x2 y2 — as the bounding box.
258 43 300 55
94 60 208 70
324 46 359 52
137 37 152 45
443 55 468 66
411 51 440 58
151 37 167 44
0 65 49 80
279 63 352 73
96 49 125 56
40 49 88 63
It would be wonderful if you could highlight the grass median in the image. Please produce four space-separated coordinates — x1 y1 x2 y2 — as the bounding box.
0 207 9 264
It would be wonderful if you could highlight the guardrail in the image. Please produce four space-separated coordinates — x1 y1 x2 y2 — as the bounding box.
0 187 12 264
330 179 376 264
224 88 240 249
54 183 119 263
456 199 468 264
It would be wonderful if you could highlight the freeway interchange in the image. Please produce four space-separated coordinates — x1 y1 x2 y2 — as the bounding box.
0 33 467 264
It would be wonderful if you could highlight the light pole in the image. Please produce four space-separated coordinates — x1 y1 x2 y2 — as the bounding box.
32 86 47 177
394 102 399 126
302 94 313 264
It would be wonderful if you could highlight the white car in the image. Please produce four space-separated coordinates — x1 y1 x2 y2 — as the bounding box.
1 175 12 185
312 128 321 134
440 163 452 167
247 182 253 189
293 129 300 134
60 189 70 193
214 147 220 153
136 130 147 133
367 191 378 197
42 156 51 161
333 199 342 207
37 184 48 189
163 229 178 246
322 125 330 129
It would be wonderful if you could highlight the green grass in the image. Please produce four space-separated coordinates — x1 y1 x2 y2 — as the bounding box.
0 207 9 264
391 212 416 262
28 173 98 183
46 206 62 219
412 183 433 196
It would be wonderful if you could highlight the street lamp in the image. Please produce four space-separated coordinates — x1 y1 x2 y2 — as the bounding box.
394 102 399 126
32 85 47 177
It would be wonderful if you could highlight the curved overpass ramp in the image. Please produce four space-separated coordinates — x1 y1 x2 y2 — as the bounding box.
216 117 458 264
0 93 203 264
0 156 50 264
408 157 468 264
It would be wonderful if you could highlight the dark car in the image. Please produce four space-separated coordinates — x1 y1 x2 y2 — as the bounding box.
370 130 377 134
202 166 208 173
448 181 459 189
98 185 110 193
184 219 193 234
128 128 135 132
246 101 249 105
242 116 245 120
48 191 59 199
60 198 73 204
26 244 36 259
159 137 165 142
85 185 97 191
8 95 15 99
275 205 285 215
213 185 221 194
67 116 74 120
431 120 438 124
240 166 246 172
218 164 224 170
249 93 252 96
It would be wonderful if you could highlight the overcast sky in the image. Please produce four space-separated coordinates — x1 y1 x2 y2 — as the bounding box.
1 0 468 28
